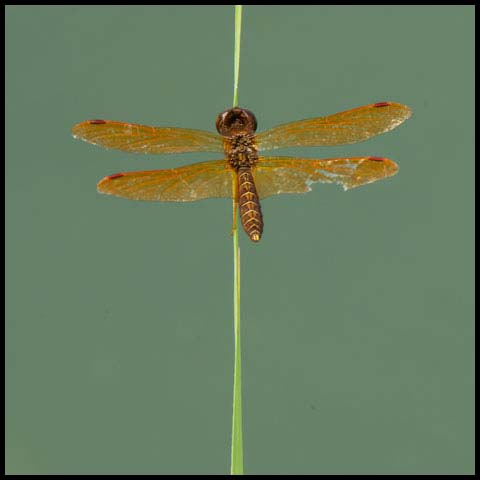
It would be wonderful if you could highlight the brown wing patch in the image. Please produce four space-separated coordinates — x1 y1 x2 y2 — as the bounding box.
254 156 398 198
72 120 224 154
97 160 234 202
256 102 412 151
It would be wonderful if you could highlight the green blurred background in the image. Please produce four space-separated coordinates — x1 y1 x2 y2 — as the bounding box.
6 6 474 475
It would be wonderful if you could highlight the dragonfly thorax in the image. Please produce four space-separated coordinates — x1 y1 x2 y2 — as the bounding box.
225 134 258 169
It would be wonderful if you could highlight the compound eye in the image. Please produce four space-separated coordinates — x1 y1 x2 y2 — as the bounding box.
215 111 230 134
215 107 257 135
243 110 258 132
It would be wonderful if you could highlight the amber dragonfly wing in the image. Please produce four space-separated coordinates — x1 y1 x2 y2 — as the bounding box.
97 160 234 202
72 120 224 154
255 102 411 151
253 156 398 198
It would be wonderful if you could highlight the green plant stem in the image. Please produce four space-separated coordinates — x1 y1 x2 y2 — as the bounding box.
230 4 244 476
233 5 242 109
231 226 242 474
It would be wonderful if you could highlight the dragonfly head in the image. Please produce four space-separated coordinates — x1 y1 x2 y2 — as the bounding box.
216 107 257 136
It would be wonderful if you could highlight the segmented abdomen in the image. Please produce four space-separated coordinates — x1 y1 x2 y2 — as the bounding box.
238 167 263 242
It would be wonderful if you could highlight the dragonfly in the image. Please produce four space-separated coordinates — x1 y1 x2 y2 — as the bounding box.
72 101 411 242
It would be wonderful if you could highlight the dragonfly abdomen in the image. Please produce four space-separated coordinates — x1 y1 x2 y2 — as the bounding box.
238 167 263 242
